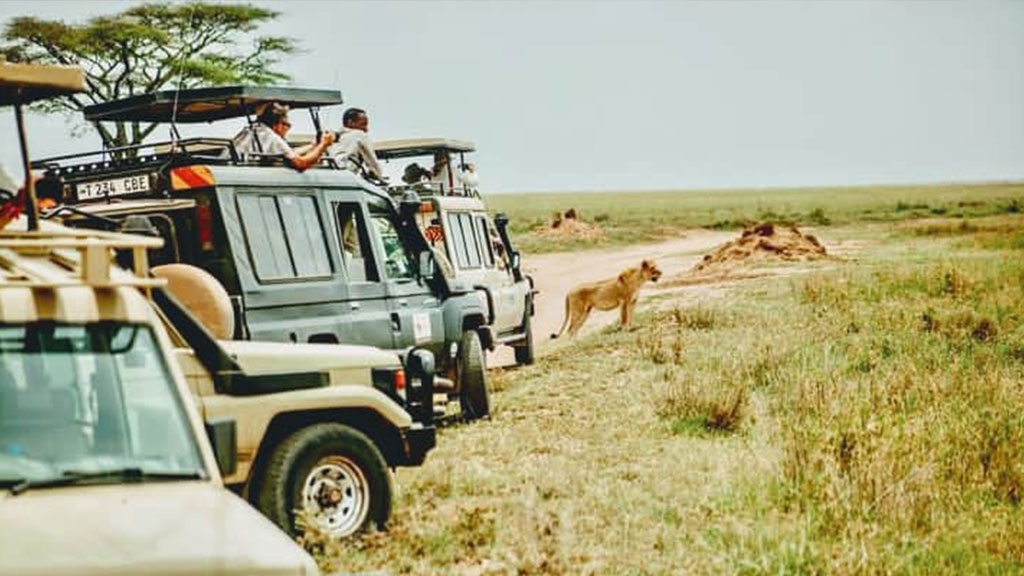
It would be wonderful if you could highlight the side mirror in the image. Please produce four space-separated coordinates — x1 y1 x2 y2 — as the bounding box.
204 418 237 477
418 250 437 280
400 190 422 220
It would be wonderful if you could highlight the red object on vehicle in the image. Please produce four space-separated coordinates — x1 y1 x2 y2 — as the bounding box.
196 201 215 251
0 188 25 230
424 225 444 243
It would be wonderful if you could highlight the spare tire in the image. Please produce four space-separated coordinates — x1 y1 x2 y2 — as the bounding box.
152 263 234 339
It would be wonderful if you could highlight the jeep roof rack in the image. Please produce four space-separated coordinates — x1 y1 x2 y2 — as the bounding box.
83 85 343 124
32 86 343 191
0 221 163 289
374 138 476 160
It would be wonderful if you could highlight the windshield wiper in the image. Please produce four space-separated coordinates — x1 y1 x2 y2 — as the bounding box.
9 467 204 496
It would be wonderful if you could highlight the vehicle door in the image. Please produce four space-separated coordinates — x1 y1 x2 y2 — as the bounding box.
474 213 525 334
321 191 395 350
365 201 445 357
227 189 354 344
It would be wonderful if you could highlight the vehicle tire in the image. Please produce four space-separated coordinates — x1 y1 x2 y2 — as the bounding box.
513 306 535 366
256 423 391 540
458 330 490 420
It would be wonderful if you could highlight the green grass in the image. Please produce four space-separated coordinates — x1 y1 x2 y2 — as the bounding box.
311 214 1024 575
488 182 1024 254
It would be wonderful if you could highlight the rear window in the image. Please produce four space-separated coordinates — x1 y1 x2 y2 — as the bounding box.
237 194 332 282
447 212 489 270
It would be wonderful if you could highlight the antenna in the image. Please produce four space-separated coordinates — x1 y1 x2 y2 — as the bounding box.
168 6 199 150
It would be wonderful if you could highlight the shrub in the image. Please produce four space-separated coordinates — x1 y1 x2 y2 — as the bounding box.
656 367 748 435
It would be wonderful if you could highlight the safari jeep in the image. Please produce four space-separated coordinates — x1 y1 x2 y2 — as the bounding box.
34 86 493 420
0 59 319 576
376 138 536 365
150 263 436 540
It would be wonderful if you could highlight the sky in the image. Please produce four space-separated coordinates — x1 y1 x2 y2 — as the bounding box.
1 0 1022 193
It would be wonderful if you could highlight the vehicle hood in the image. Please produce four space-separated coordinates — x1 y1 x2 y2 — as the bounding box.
219 340 399 374
0 482 318 576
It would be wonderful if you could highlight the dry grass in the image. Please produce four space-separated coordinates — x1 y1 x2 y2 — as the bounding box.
310 214 1024 575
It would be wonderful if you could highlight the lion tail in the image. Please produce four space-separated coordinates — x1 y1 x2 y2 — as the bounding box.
550 293 571 339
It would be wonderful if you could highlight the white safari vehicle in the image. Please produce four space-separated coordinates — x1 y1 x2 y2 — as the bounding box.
376 138 537 365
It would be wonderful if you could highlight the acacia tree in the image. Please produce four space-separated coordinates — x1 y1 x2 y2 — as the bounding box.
1 3 296 148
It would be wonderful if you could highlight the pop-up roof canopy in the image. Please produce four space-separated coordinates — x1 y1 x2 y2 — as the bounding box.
83 85 343 123
0 60 85 106
375 138 476 160
1 59 86 231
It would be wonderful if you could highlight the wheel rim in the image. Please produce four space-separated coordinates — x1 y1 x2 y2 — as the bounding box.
300 455 370 538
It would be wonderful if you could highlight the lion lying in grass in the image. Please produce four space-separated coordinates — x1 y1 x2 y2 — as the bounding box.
551 259 663 339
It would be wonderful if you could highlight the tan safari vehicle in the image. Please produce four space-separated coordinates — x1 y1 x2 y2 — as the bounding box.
376 138 536 365
0 224 322 576
149 262 436 540
0 59 320 576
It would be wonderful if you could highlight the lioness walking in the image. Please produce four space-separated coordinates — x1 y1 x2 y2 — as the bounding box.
551 259 663 339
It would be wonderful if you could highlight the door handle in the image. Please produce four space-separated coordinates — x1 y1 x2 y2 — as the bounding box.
390 312 401 332
350 302 361 311
397 299 409 307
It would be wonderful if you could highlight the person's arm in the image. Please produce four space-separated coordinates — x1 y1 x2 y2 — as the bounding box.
288 132 336 172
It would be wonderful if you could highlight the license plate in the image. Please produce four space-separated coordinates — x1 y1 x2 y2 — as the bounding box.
76 174 151 200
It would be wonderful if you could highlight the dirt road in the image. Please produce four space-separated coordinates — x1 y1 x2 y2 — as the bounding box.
489 230 734 367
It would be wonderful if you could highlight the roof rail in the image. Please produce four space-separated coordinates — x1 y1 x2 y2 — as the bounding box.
0 225 164 289
387 182 481 200
32 137 238 174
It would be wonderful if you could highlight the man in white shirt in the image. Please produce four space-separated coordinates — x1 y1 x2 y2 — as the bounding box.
330 108 387 183
231 102 334 172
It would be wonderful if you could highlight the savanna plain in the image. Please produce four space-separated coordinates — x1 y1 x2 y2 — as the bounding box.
315 183 1024 575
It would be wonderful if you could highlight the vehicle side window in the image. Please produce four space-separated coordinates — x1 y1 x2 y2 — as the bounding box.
475 215 495 268
335 203 380 283
237 194 331 282
459 213 482 268
279 196 331 277
446 212 470 269
238 195 292 280
369 210 415 281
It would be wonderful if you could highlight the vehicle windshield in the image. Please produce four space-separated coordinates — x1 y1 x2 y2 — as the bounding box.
0 322 205 486
381 151 477 196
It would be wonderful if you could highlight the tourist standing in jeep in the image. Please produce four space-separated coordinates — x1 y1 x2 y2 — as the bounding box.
231 101 336 170
331 107 387 183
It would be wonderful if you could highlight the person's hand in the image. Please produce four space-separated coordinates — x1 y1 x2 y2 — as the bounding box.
321 131 337 146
